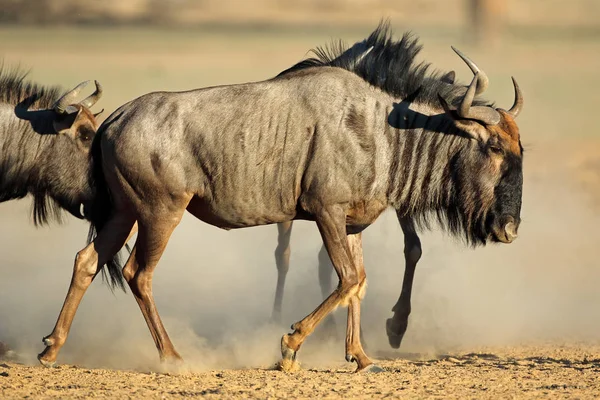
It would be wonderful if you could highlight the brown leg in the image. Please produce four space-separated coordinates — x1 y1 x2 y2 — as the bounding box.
386 215 422 349
280 206 376 371
38 214 136 367
272 221 293 323
121 206 187 363
317 243 339 338
344 233 381 372
319 240 369 347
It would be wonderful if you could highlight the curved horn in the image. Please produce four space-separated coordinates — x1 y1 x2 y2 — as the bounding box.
53 80 91 114
451 46 489 95
79 80 103 109
458 73 501 125
458 73 478 117
507 76 523 118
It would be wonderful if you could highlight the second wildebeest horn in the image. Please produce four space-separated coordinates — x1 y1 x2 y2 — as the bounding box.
79 80 103 109
354 45 373 65
53 80 91 114
507 77 523 118
451 46 488 95
458 72 501 125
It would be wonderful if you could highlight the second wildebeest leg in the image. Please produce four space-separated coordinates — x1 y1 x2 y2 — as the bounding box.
121 201 191 363
281 206 379 372
272 221 293 323
38 216 137 367
272 223 338 337
386 214 422 348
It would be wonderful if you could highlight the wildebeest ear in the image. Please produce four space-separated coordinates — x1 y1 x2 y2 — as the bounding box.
438 94 489 142
53 105 84 137
441 71 456 84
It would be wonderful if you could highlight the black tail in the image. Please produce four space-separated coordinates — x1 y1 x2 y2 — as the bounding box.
86 129 127 292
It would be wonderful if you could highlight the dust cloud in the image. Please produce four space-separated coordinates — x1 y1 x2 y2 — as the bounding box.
0 151 598 372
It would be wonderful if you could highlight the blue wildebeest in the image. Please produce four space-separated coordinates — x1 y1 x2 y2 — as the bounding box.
0 70 104 221
0 67 104 356
271 73 457 349
39 22 523 372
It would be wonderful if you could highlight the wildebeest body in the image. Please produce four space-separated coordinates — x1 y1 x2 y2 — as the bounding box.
103 68 402 229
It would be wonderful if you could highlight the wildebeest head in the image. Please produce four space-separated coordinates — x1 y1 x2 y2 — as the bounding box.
438 48 523 245
51 79 103 149
33 80 104 222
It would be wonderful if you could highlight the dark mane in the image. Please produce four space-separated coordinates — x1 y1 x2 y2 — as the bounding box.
0 64 64 110
278 21 498 246
0 64 69 226
277 20 493 109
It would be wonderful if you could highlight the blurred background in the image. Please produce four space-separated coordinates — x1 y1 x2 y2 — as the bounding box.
0 0 599 370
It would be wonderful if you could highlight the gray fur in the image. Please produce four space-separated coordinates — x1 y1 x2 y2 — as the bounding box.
0 67 100 224
101 67 480 237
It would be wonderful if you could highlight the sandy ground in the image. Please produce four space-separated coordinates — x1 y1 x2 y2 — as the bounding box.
2 344 600 399
0 22 599 399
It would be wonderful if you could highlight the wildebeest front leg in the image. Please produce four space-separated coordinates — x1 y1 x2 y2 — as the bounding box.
386 215 422 348
272 221 293 323
38 215 137 367
280 206 377 371
121 205 189 364
343 233 381 372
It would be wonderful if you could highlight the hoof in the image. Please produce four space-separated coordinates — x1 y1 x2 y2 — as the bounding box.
37 354 57 368
345 354 354 363
280 335 297 361
359 363 385 373
158 356 187 373
276 358 301 373
161 356 184 365
386 318 404 349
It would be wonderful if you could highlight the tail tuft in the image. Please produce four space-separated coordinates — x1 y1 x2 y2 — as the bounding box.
86 130 128 292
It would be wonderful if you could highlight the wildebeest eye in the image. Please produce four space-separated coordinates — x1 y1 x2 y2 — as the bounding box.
489 145 504 155
78 127 94 142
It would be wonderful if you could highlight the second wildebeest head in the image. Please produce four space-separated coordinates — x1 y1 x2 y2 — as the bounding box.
280 25 525 246
0 70 104 224
437 48 523 245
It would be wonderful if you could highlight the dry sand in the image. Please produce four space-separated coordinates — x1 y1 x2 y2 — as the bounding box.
2 344 600 399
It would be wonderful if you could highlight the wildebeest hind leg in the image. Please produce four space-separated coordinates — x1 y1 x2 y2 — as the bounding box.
38 212 136 367
122 203 189 364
